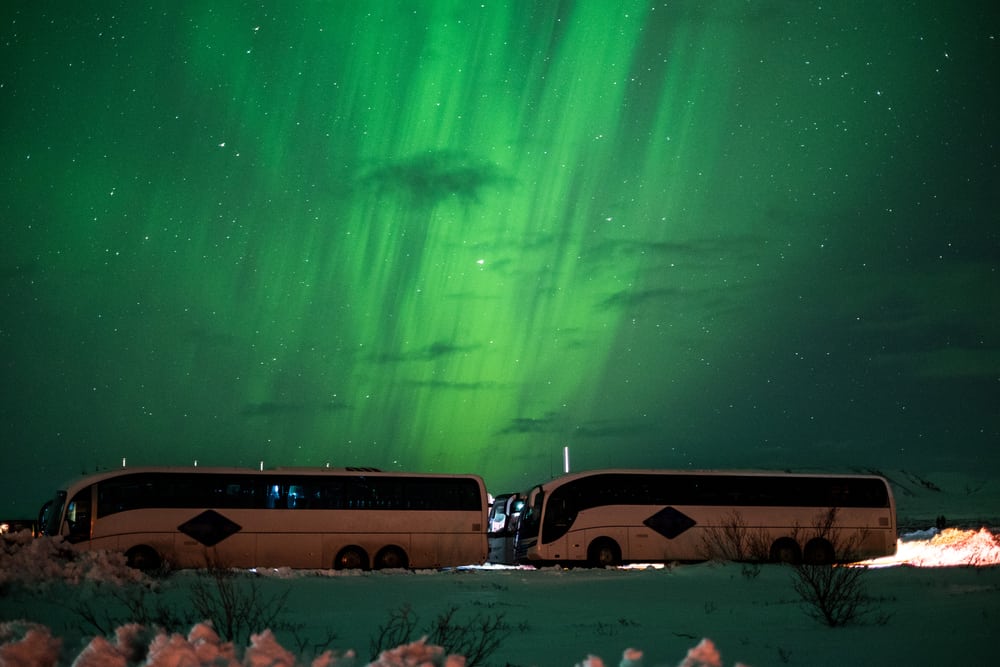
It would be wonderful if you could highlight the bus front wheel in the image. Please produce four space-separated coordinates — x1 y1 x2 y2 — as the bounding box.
125 545 161 571
587 538 622 568
374 546 409 570
334 546 369 570
769 537 802 564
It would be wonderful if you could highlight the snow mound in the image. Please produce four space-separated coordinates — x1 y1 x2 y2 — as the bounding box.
0 620 744 667
0 531 144 587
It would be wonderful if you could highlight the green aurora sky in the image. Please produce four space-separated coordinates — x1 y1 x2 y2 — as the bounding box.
2 1 998 516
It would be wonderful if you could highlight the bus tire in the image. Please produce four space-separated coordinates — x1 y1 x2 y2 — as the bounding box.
587 538 622 568
334 546 369 570
125 545 161 571
769 537 801 564
803 538 836 565
374 546 409 570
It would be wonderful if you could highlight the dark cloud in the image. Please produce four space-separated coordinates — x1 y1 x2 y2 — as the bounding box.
498 414 559 435
496 415 656 440
573 419 658 439
242 401 349 417
357 150 513 206
403 379 498 391
583 235 768 269
598 287 684 309
374 341 478 363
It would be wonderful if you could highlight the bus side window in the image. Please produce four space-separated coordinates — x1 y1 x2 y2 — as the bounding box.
345 478 373 509
65 487 92 543
286 484 314 509
319 479 343 509
266 484 281 509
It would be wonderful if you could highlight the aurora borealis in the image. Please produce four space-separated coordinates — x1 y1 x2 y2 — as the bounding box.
2 2 997 515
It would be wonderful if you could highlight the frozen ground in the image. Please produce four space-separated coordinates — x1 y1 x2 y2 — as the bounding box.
1 470 998 666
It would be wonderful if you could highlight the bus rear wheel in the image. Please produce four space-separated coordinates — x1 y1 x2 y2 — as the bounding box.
587 538 622 568
803 538 836 565
374 546 409 570
125 545 161 571
334 546 370 570
769 537 802 564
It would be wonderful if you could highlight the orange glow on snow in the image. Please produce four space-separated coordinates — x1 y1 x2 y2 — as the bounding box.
858 528 1000 568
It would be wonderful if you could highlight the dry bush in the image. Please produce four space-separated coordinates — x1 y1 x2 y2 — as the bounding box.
699 510 772 563
790 508 889 627
790 560 884 627
188 567 293 645
70 580 188 638
370 603 510 666
71 562 335 661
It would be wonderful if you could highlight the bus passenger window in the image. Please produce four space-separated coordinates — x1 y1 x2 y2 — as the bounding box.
266 484 281 509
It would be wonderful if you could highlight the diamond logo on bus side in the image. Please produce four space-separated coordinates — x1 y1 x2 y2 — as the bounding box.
643 506 696 539
178 510 242 547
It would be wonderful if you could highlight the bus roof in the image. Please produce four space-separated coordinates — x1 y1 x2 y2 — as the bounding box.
531 468 891 489
54 466 485 493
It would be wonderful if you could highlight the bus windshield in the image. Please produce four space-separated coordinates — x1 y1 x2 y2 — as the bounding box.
516 486 543 540
40 490 66 538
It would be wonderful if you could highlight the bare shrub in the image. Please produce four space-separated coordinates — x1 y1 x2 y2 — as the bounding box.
699 510 771 563
70 563 335 661
370 604 419 659
426 605 510 666
187 566 299 646
790 561 892 627
70 580 189 638
806 507 874 564
370 603 510 666
790 508 888 627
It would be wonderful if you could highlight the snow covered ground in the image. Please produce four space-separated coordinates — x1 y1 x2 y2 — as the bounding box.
2 470 998 666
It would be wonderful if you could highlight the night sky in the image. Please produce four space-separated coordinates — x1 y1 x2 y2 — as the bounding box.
2 2 998 517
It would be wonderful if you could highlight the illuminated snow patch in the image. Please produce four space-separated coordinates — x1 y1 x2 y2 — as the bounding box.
858 527 1000 568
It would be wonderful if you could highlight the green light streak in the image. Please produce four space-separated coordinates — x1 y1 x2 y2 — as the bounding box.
145 2 732 481
12 1 991 506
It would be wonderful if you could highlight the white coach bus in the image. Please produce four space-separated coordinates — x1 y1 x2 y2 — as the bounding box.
513 469 896 566
39 466 488 570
